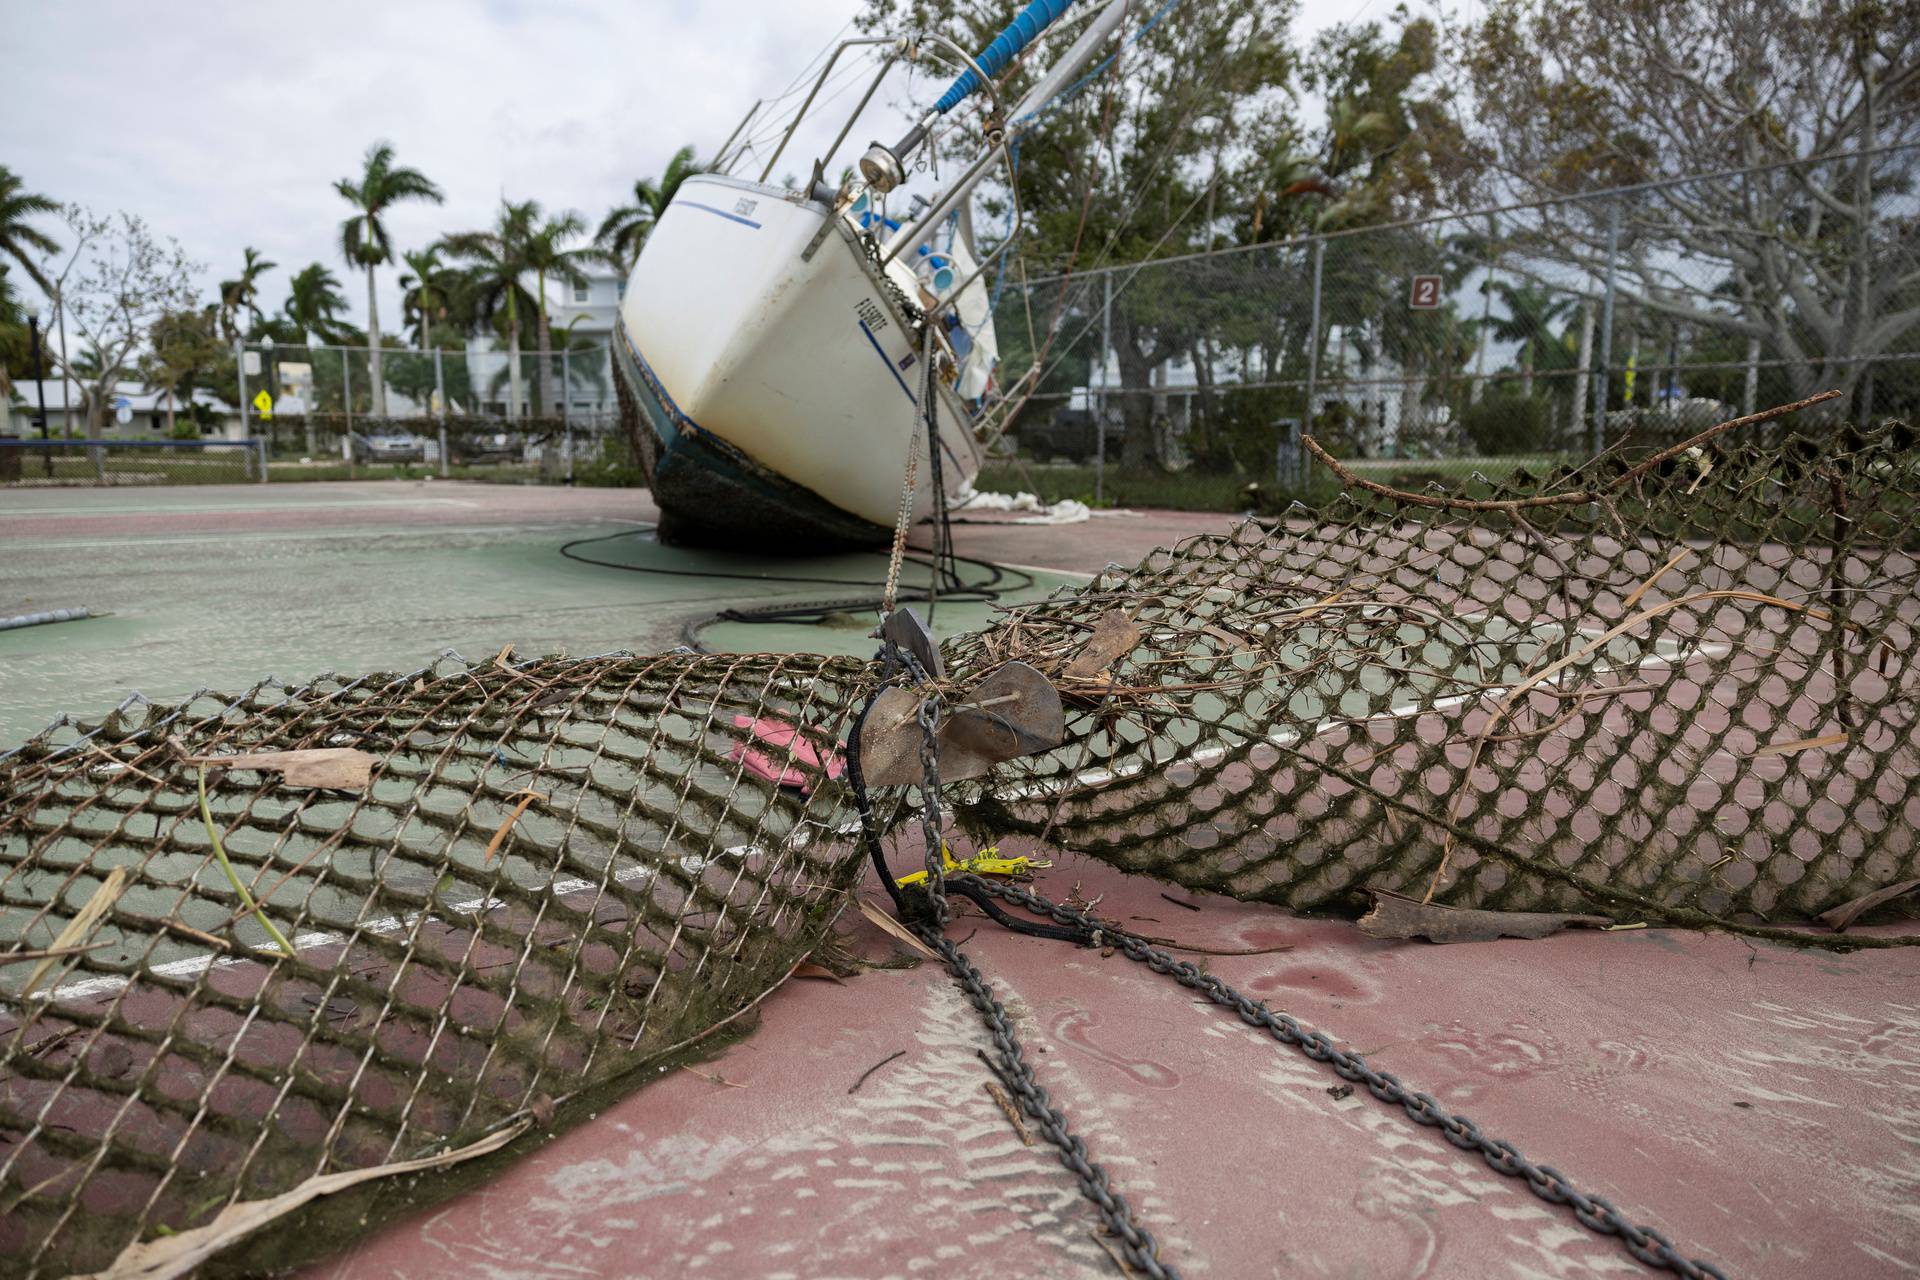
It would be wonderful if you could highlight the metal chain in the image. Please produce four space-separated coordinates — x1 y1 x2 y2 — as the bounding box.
855 647 1721 1277
881 441 920 616
953 874 1732 1280
911 917 1178 1279
915 694 951 926
865 642 1170 1273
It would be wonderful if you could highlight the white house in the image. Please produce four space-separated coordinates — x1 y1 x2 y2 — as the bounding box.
459 269 621 420
3 380 245 440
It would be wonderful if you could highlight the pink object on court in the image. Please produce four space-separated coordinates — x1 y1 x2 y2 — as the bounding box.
728 714 844 794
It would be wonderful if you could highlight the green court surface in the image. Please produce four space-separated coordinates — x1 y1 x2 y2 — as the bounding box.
0 507 1075 746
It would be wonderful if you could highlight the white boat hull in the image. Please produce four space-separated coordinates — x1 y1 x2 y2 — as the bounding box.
614 174 983 547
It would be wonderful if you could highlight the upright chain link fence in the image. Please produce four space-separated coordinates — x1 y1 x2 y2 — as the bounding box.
991 144 1920 499
0 341 629 489
234 339 622 482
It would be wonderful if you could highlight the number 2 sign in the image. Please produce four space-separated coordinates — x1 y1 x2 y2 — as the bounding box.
1408 275 1444 310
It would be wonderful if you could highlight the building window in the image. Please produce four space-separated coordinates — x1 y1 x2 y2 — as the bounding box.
572 282 590 303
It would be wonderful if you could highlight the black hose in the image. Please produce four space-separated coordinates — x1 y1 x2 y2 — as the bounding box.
558 524 1035 651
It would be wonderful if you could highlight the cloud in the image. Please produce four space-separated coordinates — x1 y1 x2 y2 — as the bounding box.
4 0 862 326
3 0 1368 329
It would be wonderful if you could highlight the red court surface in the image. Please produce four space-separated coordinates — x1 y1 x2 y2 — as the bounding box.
312 849 1919 1280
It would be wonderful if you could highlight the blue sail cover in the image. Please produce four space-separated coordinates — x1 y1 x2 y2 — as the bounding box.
933 0 1076 113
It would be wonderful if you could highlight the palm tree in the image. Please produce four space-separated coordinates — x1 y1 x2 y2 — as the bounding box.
0 166 60 296
440 200 538 420
335 141 444 416
216 247 277 342
397 245 455 350
522 209 606 416
1483 280 1575 399
595 145 701 273
282 263 350 345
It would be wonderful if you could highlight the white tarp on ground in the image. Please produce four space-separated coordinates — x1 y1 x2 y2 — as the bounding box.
951 485 1092 525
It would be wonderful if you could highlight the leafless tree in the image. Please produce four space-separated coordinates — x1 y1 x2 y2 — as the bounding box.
43 208 201 433
1452 0 1920 414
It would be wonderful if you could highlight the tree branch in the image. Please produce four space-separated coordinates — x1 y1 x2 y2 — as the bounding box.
1301 389 1843 514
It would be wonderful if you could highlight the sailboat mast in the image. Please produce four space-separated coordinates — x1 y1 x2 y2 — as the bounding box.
875 0 1133 264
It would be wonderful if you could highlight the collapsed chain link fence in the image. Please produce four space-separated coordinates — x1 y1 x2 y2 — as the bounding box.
949 421 1920 928
0 651 874 1277
5 420 1919 1276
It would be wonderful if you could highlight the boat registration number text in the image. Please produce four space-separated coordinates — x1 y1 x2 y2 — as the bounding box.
855 298 889 333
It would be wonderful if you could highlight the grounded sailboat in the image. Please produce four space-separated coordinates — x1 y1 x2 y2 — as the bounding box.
612 0 1133 548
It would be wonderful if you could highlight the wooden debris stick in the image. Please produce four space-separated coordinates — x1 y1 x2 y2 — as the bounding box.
21 867 130 997
3 941 111 969
1818 878 1920 933
482 790 549 865
847 1049 907 1095
1621 546 1695 612
1303 389 1841 514
983 1079 1033 1146
681 1065 746 1089
176 746 376 792
1360 890 1610 944
1747 732 1849 759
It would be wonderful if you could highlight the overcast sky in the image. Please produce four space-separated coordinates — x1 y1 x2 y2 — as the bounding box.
4 0 1378 338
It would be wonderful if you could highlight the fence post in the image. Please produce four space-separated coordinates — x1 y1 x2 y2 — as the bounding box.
1304 238 1325 476
434 347 449 478
1096 271 1111 505
342 349 354 478
1590 200 1621 458
562 348 574 485
1472 228 1494 405
235 339 250 446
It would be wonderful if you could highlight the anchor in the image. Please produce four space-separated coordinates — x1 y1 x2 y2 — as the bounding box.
859 607 1068 786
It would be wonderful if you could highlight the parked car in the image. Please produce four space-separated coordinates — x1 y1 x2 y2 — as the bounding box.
1023 406 1120 462
352 430 426 464
451 430 522 464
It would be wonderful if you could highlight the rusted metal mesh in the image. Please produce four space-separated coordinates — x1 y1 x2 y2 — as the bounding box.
0 650 873 1278
947 424 1920 928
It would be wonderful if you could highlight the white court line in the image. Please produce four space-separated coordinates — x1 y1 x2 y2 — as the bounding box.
35 829 814 1005
0 497 482 518
998 627 1729 795
10 521 646 553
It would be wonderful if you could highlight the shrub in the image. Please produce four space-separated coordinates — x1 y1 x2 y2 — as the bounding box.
1462 393 1549 455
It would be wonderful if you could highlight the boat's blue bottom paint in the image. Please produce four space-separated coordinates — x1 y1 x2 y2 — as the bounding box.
612 320 894 551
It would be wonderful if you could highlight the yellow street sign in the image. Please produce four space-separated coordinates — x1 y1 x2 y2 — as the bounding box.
253 390 273 419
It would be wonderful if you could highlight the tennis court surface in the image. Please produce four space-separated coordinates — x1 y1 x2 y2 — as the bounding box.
2 459 1917 1280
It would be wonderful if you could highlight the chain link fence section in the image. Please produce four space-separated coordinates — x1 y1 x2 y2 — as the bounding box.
0 438 268 488
991 145 1920 498
0 649 878 1277
945 421 1920 930
234 339 621 481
